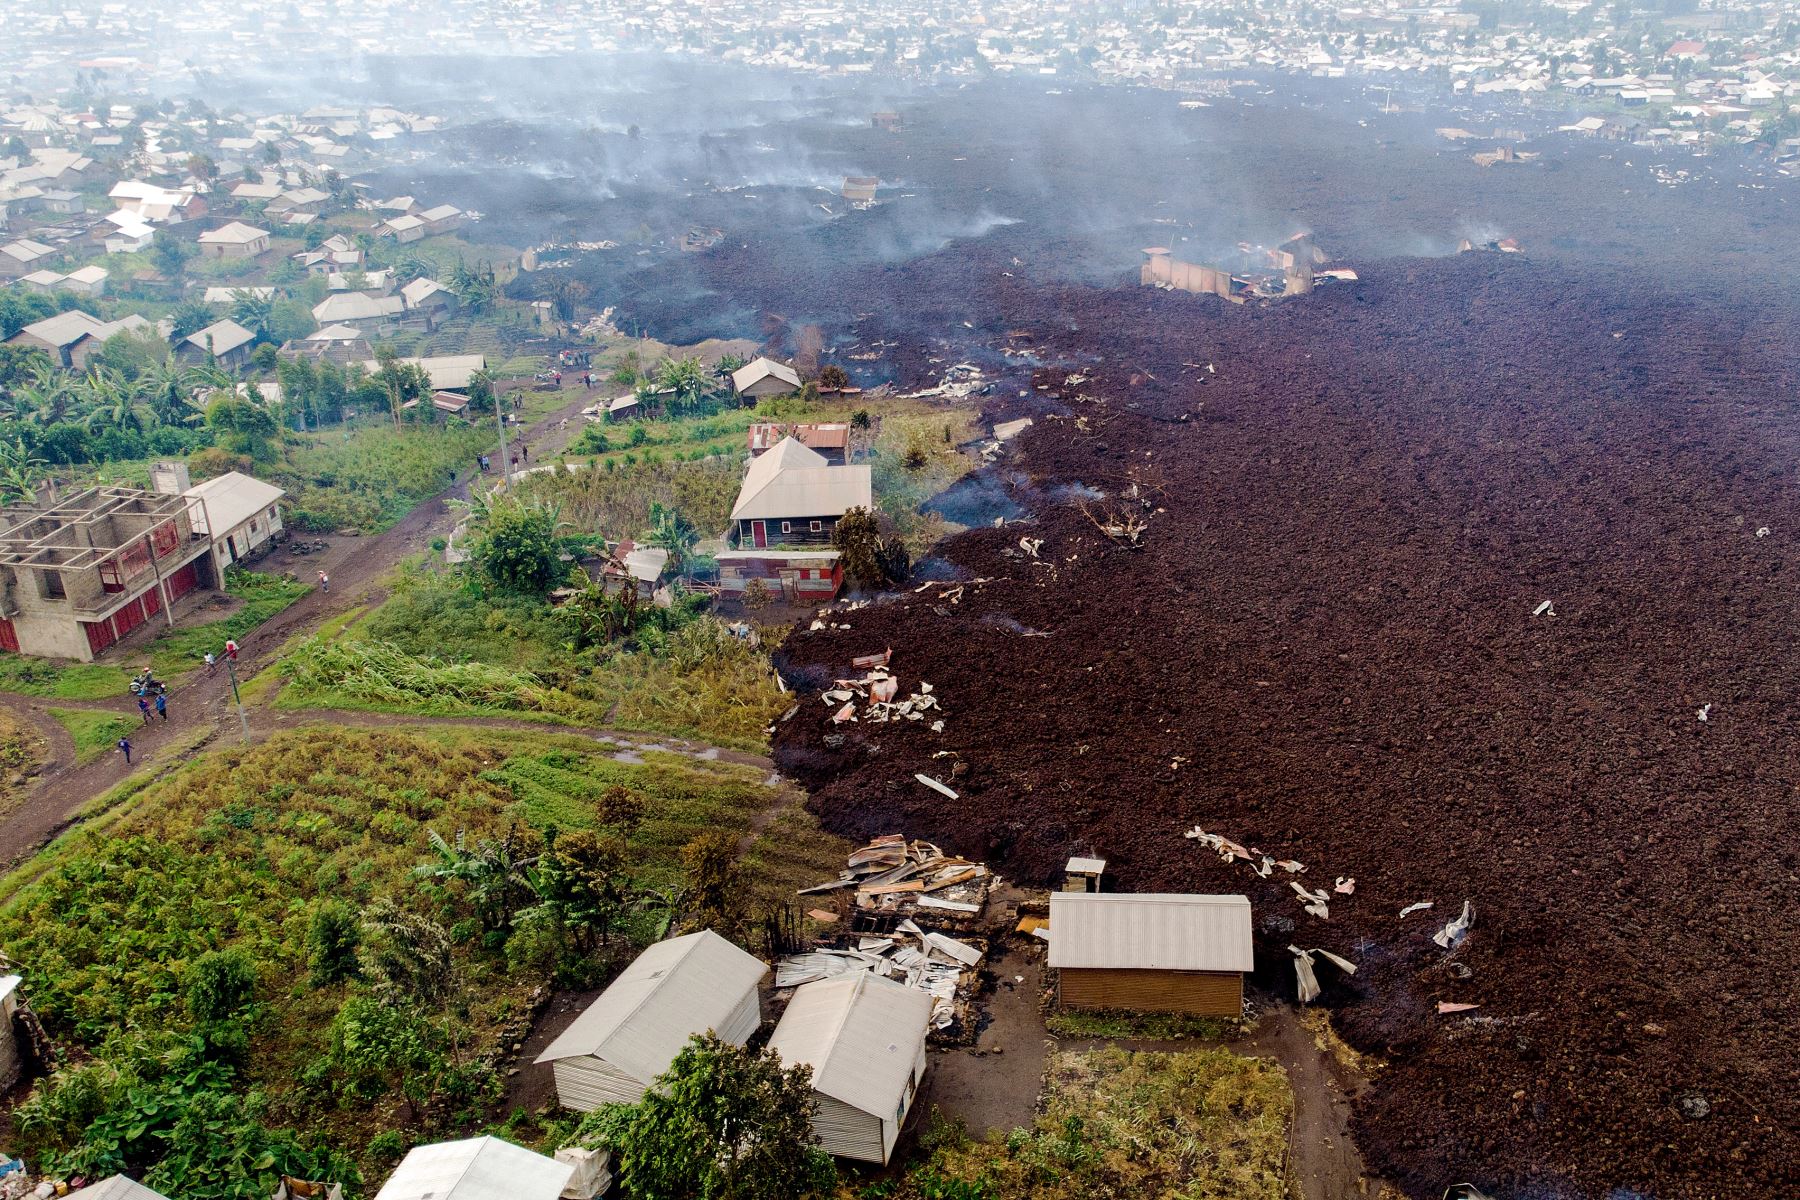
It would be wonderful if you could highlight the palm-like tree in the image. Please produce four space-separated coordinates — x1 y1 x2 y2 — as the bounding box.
12 364 73 424
229 290 274 340
656 356 712 417
0 436 47 505
133 352 203 428
75 365 142 433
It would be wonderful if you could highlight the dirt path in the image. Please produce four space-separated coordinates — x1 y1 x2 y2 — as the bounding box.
918 945 1050 1141
0 387 613 873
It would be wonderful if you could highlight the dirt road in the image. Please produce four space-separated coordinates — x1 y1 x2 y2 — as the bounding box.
0 387 603 873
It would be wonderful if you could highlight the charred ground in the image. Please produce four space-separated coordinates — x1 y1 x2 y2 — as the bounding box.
773 253 1800 1199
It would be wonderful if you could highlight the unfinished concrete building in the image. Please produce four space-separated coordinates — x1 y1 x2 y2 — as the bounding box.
0 487 218 660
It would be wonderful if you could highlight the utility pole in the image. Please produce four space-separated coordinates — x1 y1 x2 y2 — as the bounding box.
223 653 250 744
493 379 510 490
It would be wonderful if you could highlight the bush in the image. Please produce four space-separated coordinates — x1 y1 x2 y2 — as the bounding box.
472 500 565 596
307 900 362 986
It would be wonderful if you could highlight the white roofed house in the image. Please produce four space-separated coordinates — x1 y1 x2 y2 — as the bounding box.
183 470 286 572
731 356 802 400
312 291 405 329
717 436 871 602
357 353 486 392
418 203 467 235
196 221 272 259
63 1177 173 1200
380 213 428 243
374 1136 572 1200
1048 892 1254 1018
0 973 21 1092
401 277 457 314
767 972 934 1164
535 930 767 1111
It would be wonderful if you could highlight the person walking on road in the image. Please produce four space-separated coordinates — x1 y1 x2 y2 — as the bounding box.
137 696 152 726
317 570 329 593
154 692 167 722
204 651 216 675
118 737 132 764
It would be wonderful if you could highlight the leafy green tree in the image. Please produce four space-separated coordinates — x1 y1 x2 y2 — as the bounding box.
0 343 51 393
150 231 197 282
169 298 216 340
679 830 743 936
817 364 849 391
448 258 500 316
75 365 143 433
587 1033 835 1200
472 497 566 595
530 827 630 951
831 506 910 591
0 435 47 504
186 947 258 1063
205 392 279 461
358 898 456 1012
657 356 713 417
326 995 442 1106
307 900 362 985
134 352 202 428
415 826 540 935
647 501 698 574
230 289 274 340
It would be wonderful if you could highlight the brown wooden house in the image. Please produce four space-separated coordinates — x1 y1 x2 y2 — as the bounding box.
1048 892 1253 1018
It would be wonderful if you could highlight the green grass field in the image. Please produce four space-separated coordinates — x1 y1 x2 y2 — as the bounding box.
47 708 139 765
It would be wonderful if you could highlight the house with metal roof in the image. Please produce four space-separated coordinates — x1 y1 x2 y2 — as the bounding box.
0 974 21 1092
355 353 486 392
767 972 933 1164
1047 892 1254 1017
196 221 271 259
535 930 767 1111
183 471 286 573
730 356 802 399
181 319 257 370
717 437 870 601
373 1136 571 1200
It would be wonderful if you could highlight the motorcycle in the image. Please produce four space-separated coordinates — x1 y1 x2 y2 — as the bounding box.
130 673 167 698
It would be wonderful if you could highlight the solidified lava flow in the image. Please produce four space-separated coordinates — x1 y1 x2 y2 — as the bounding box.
772 252 1800 1199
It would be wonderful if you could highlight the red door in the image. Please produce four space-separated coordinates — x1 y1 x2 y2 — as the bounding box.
0 617 17 653
751 520 768 548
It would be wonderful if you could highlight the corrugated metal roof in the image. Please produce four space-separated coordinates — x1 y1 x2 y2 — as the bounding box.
374 1136 572 1200
65 1177 173 1200
731 437 870 521
535 930 767 1084
731 356 801 393
1047 893 1253 972
768 972 932 1117
186 471 285 535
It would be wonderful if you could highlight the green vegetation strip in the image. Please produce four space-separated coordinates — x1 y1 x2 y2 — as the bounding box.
903 1047 1293 1200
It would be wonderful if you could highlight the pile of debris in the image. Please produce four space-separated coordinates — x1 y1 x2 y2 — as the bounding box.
800 834 993 922
776 919 984 1038
817 652 944 730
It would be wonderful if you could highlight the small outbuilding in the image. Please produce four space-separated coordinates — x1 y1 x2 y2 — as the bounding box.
535 929 766 1110
184 470 287 572
374 1136 572 1200
1048 892 1253 1018
767 972 933 1164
